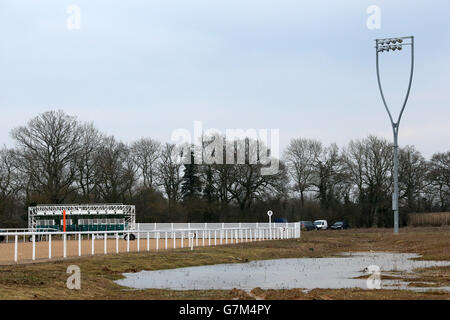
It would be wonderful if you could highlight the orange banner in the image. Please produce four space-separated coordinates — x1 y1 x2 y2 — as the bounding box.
63 209 66 232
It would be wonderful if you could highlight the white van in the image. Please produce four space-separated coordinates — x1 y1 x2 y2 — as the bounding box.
313 220 328 230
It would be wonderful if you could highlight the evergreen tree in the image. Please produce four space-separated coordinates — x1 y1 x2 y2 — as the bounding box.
181 151 202 201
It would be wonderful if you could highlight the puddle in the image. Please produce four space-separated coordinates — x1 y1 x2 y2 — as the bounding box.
115 252 450 292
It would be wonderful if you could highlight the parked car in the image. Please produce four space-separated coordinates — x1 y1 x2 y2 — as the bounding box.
330 221 349 230
313 220 328 230
274 218 288 223
300 221 315 231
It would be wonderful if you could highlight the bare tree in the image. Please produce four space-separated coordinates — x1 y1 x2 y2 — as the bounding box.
156 143 184 208
130 138 161 189
74 123 105 202
94 136 136 202
345 136 393 227
0 148 21 198
283 138 322 207
11 110 82 203
427 151 450 211
226 138 288 211
399 145 428 212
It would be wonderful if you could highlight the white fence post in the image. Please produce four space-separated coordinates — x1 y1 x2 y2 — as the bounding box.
181 232 184 248
137 232 140 252
116 233 119 254
31 234 36 261
126 233 130 252
137 230 140 252
63 234 67 258
78 233 82 256
173 231 176 249
49 234 52 259
104 232 107 254
202 230 205 246
92 234 95 255
156 232 159 251
14 235 18 262
165 232 168 250
147 232 150 251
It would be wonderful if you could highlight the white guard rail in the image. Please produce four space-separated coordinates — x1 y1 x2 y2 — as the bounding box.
0 222 300 263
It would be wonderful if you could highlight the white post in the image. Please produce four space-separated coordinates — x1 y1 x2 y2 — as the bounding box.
31 234 36 261
137 231 140 252
165 232 167 250
78 233 82 256
214 230 217 246
181 232 184 248
104 232 107 254
220 230 223 245
115 233 119 254
147 232 150 251
196 231 198 247
225 229 228 244
173 231 176 249
156 232 159 251
63 233 67 258
92 234 95 255
208 231 211 246
49 234 52 259
202 230 205 246
14 235 18 262
126 233 130 252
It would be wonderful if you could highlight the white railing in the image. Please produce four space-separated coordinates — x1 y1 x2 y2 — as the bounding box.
0 222 300 263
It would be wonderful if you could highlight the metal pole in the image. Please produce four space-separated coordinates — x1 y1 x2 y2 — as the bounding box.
393 128 399 234
375 36 414 234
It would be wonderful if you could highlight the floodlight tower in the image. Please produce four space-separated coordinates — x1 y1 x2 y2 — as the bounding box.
375 36 414 234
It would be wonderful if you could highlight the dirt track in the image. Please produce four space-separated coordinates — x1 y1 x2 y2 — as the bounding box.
0 236 250 264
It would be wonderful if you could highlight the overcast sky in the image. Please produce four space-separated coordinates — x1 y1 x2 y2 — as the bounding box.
0 0 449 158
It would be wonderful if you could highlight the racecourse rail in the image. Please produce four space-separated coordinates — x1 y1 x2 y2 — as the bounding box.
0 222 300 264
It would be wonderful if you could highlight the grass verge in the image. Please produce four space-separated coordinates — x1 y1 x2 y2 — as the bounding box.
0 227 448 300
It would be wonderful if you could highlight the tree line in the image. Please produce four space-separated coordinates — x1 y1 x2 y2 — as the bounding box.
0 110 448 227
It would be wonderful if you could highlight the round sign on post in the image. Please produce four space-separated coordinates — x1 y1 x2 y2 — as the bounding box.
267 210 273 240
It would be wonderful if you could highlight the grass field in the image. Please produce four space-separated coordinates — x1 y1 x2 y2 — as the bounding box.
0 227 448 300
